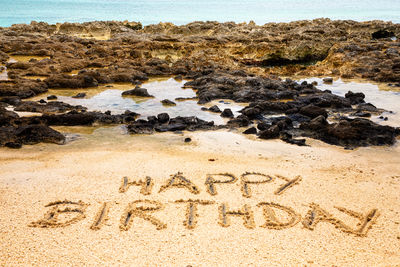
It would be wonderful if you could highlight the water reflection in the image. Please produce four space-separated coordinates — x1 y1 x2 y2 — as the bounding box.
0 67 8 81
8 55 50 63
1 55 51 81
29 78 246 125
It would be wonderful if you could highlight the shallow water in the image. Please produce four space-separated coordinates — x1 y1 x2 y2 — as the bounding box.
0 68 8 81
19 75 400 129
5 54 400 132
1 0 399 27
0 55 51 81
22 75 48 80
8 55 50 63
28 78 246 125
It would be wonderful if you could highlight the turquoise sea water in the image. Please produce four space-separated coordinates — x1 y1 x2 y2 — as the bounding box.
0 0 399 27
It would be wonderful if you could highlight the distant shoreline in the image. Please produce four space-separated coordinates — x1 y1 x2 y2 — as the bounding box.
1 18 400 28
1 0 400 27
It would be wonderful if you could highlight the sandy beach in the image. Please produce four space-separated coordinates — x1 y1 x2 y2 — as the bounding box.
1 128 399 266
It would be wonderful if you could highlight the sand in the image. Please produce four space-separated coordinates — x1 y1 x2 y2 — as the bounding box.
0 128 400 266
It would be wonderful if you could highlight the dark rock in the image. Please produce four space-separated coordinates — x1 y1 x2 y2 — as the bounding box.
0 80 48 98
14 124 65 145
280 132 307 146
240 107 262 118
72 92 86 98
243 127 257 135
301 117 398 147
169 116 214 131
221 108 234 118
0 96 21 106
300 115 328 130
157 113 170 123
14 101 86 113
379 116 389 121
128 116 215 134
274 117 293 130
296 93 351 109
227 115 251 127
122 87 153 97
322 77 333 83
345 91 365 105
122 110 140 123
38 111 125 126
356 103 379 113
184 137 191 143
161 99 176 106
41 112 95 125
259 125 280 139
127 120 154 134
5 142 22 149
351 111 371 118
47 95 57 100
282 137 307 146
299 104 328 118
208 105 221 113
45 74 98 89
155 123 186 132
257 122 269 131
0 108 19 126
372 29 395 39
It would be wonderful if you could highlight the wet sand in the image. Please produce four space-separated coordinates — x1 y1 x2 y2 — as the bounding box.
0 128 399 266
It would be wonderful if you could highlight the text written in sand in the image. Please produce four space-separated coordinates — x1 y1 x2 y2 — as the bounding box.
29 172 379 237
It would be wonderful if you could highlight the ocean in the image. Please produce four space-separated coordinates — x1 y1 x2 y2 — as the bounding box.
0 0 399 27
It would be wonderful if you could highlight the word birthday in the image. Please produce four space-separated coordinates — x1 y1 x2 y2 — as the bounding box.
29 172 380 237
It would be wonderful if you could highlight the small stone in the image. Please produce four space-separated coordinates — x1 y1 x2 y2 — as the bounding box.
259 125 280 139
157 113 170 123
323 77 333 83
220 108 234 118
161 99 176 106
208 105 221 113
72 92 86 98
243 127 257 135
5 142 22 149
47 95 57 100
184 137 192 143
122 87 153 97
351 111 371 118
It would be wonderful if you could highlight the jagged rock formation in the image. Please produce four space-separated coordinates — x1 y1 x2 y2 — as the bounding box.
0 19 399 148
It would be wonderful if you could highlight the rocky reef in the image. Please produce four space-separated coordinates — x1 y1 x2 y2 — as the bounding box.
0 19 399 148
